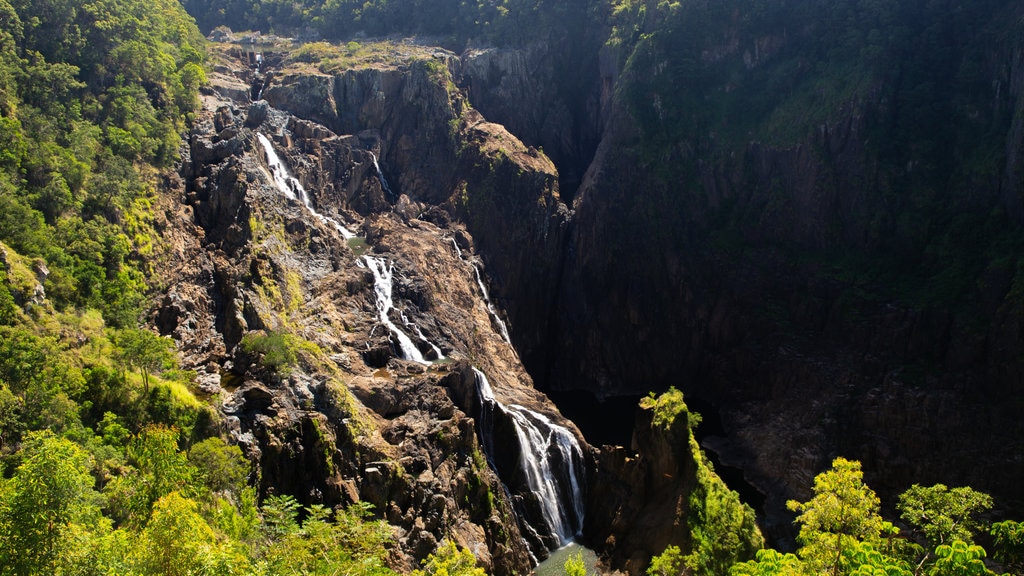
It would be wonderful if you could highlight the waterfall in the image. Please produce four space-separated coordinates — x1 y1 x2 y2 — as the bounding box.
472 264 512 344
364 255 442 364
370 152 396 201
472 368 585 548
448 237 463 259
403 312 445 361
257 133 355 239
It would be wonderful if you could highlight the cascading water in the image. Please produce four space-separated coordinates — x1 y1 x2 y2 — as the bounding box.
472 368 585 548
447 237 512 345
364 255 447 364
403 311 445 361
447 237 463 259
472 264 512 344
370 152 397 201
257 132 355 239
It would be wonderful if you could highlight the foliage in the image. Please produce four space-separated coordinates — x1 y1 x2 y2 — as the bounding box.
686 443 763 575
640 386 701 431
0 431 102 576
240 330 300 375
645 390 761 576
189 436 250 494
260 500 397 576
565 550 588 576
112 327 177 393
990 521 1024 574
787 457 885 576
897 484 993 547
927 541 994 576
733 459 1024 576
0 0 203 328
184 0 604 50
412 540 486 576
648 545 685 576
730 548 805 576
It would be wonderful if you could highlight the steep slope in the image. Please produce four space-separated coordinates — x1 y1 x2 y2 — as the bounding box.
534 0 1024 539
157 41 596 573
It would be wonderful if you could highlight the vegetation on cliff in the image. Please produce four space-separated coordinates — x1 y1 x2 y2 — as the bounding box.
637 390 1024 576
181 0 602 48
639 388 764 576
0 0 413 573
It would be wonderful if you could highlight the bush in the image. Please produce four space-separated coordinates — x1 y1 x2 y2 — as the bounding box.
240 331 299 375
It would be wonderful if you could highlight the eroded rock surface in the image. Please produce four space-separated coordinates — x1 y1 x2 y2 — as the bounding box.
152 43 606 574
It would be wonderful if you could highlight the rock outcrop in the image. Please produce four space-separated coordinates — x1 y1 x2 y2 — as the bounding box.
153 42 601 574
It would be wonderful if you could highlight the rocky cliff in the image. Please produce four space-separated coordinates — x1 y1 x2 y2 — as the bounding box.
153 42 600 573
530 0 1024 543
160 8 1024 569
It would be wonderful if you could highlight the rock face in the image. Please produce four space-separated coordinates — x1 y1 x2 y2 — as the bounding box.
157 48 597 573
163 13 1024 571
585 407 698 574
529 4 1024 541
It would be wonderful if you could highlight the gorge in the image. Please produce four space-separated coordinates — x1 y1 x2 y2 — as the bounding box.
3 0 1024 573
175 12 1024 564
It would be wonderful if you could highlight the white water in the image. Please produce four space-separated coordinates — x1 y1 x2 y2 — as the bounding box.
257 133 355 239
472 264 512 344
448 237 463 259
370 152 396 200
472 368 585 547
363 256 430 364
403 311 445 360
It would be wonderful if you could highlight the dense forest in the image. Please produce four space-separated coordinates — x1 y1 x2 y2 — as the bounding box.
3 0 1024 574
0 0 423 573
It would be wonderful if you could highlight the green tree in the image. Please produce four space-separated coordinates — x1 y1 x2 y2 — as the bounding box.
188 436 250 494
729 548 805 576
897 484 992 547
648 545 685 576
136 491 252 576
412 540 485 576
927 541 994 576
565 550 588 576
787 457 885 576
104 425 198 526
685 455 763 575
846 542 912 576
989 521 1024 575
0 431 102 576
261 500 396 576
112 328 175 394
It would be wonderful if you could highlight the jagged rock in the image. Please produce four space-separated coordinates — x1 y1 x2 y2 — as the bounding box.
246 100 270 127
207 26 234 43
157 65 563 573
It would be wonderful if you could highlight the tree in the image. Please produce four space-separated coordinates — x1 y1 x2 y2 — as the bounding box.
845 542 912 576
188 436 250 494
412 541 486 576
104 425 198 526
989 521 1024 574
897 484 992 547
787 457 885 576
260 499 396 576
136 491 252 576
648 545 684 576
565 550 588 576
0 431 102 576
729 548 805 576
112 328 175 394
927 541 994 576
